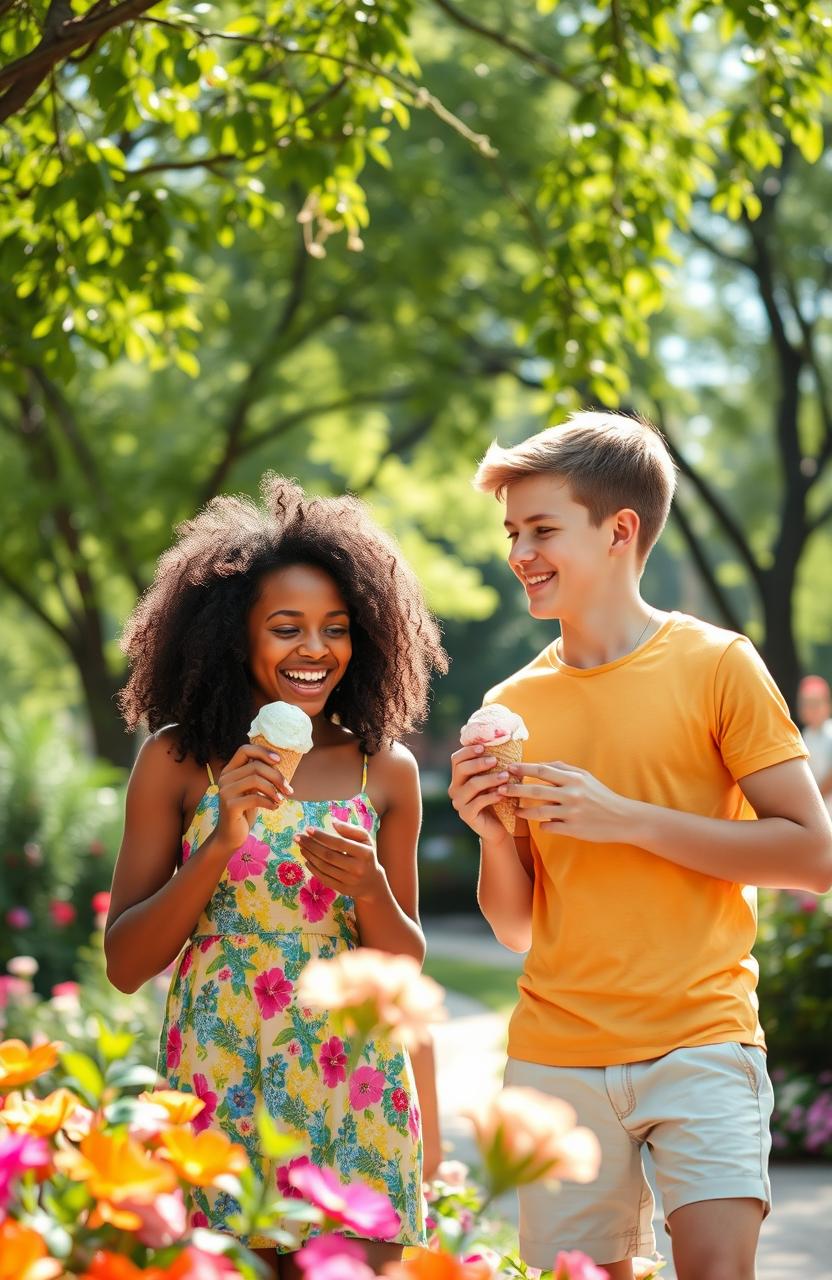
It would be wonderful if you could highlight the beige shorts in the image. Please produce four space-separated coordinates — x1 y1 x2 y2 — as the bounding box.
505 1042 774 1268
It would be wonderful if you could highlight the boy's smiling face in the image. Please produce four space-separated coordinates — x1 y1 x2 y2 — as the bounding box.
503 474 631 621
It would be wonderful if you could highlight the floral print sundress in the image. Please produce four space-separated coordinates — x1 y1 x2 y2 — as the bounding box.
158 758 425 1251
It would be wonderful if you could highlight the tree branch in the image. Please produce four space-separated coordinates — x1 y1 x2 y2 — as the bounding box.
28 366 146 594
236 386 420 462
670 497 745 634
687 223 753 271
0 0 161 123
430 0 582 88
355 411 439 495
651 403 766 599
0 563 70 645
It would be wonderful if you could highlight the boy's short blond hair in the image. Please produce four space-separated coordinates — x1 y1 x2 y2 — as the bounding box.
474 411 677 559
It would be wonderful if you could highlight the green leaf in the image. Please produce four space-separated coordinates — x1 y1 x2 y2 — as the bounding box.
256 1108 303 1159
105 1062 159 1089
60 1050 105 1104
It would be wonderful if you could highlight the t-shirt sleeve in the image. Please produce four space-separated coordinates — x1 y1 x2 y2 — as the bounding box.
713 636 807 780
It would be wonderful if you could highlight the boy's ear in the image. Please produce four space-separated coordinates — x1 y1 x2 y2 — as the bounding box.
609 508 641 554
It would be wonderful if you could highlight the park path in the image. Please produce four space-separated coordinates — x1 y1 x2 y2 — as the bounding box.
424 916 832 1280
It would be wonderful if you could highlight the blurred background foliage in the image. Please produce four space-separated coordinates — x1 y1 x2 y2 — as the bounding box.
2 1 832 1152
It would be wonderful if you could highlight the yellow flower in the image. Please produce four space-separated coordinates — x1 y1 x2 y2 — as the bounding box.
1 1087 82 1137
0 1040 59 1091
0 1219 63 1280
137 1089 206 1127
55 1130 177 1208
158 1127 248 1187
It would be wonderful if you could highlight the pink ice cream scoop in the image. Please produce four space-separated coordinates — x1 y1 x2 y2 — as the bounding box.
459 704 529 747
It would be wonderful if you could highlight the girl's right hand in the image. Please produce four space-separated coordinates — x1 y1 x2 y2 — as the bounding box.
448 744 512 843
215 744 294 852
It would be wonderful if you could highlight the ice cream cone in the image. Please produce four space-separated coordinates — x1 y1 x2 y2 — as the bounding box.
250 735 304 790
489 737 524 834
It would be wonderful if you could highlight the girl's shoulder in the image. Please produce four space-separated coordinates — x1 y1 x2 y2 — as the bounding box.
131 725 206 795
367 740 420 813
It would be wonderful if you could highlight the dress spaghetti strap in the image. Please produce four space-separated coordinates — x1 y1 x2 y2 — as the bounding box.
361 753 369 793
206 763 216 787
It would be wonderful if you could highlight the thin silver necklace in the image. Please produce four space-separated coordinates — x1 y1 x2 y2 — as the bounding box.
557 610 654 664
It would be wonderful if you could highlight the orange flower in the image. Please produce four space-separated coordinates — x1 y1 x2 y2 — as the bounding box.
385 1248 492 1280
0 1039 59 1091
55 1130 177 1213
1 1087 82 1136
78 1252 171 1280
158 1127 248 1187
138 1088 206 1126
0 1218 63 1280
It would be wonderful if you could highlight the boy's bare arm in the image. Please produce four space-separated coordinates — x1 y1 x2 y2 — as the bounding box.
504 757 832 893
449 745 534 951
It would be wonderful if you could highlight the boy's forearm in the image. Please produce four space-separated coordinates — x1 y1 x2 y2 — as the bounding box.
477 831 533 952
626 798 832 892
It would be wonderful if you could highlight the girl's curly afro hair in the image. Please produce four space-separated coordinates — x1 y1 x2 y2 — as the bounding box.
119 475 448 764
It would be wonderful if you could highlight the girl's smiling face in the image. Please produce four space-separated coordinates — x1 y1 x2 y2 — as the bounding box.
247 563 352 715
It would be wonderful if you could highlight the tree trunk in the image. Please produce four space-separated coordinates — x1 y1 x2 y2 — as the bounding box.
71 643 133 768
759 571 802 714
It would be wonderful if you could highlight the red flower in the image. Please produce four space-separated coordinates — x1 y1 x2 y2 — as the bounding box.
320 1037 348 1088
391 1087 409 1113
91 891 111 915
50 900 76 927
278 861 303 887
276 1156 309 1200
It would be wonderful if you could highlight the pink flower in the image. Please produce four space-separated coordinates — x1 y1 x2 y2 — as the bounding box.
287 1161 400 1239
554 1251 609 1280
349 1065 385 1110
169 1247 240 1278
218 967 232 981
391 1087 409 1113
192 1073 218 1132
180 947 194 980
320 1037 348 1088
166 1025 183 1071
408 1104 420 1143
254 967 293 1019
0 976 29 1009
278 861 304 886
277 1156 309 1199
124 1187 187 1247
354 798 375 832
198 935 219 952
227 834 270 882
51 982 81 1012
182 839 192 863
190 1210 209 1228
297 949 446 1048
299 877 337 923
91 891 111 915
51 981 80 1000
435 1159 469 1188
6 907 31 930
465 1087 601 1196
0 1131 51 1212
331 805 352 824
297 1234 375 1280
49 900 76 927
287 1041 301 1057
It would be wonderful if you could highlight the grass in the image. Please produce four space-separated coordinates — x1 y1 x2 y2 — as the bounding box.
422 955 520 1016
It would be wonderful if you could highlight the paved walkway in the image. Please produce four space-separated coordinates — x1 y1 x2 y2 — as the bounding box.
425 916 832 1279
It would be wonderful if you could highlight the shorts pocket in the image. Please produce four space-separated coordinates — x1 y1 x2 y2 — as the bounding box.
729 1042 764 1097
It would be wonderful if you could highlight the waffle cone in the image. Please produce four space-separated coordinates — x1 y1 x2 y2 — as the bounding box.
489 738 524 835
250 736 305 787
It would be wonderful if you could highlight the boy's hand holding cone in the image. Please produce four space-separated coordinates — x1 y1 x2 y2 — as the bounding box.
459 704 529 834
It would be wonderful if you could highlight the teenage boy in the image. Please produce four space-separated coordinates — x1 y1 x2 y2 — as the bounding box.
448 412 832 1280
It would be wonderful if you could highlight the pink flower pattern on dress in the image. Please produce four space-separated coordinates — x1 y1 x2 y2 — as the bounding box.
320 1036 348 1088
391 1087 409 1113
254 967 293 1018
299 877 336 923
191 1073 218 1133
278 861 303 886
227 834 270 882
349 1066 385 1110
287 1160 400 1239
166 1025 182 1071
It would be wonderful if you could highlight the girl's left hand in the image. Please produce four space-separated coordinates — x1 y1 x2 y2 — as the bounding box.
295 819 387 902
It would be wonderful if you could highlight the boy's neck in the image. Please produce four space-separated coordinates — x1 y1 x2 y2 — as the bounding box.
556 596 664 670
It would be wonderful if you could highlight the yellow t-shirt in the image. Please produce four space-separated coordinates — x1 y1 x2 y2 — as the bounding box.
484 611 807 1067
